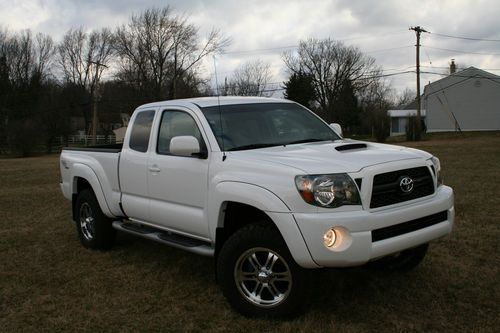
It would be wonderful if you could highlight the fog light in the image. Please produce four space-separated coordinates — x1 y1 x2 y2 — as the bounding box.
323 228 337 248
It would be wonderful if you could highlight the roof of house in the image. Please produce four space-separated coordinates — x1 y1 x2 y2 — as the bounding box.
388 109 426 118
424 66 500 97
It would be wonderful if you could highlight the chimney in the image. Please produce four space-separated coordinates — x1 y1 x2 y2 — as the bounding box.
450 59 456 74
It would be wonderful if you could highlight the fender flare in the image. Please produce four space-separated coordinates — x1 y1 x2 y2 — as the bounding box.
209 181 317 268
70 163 113 217
211 181 290 220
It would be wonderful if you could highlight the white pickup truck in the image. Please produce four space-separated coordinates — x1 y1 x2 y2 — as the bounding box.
60 97 454 317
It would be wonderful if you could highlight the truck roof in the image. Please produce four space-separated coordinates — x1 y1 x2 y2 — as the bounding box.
136 96 295 110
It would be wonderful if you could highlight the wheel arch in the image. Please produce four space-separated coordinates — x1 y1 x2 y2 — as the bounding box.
70 163 113 221
210 182 317 268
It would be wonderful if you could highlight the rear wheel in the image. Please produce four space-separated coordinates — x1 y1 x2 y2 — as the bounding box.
367 243 429 271
75 189 116 250
217 223 308 318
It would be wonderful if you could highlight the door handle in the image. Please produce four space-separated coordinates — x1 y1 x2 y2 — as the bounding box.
148 165 161 173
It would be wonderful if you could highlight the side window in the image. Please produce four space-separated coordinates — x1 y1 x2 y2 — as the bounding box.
129 110 155 152
157 110 203 155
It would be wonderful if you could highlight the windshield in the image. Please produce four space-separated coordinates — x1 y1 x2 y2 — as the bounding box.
201 102 340 151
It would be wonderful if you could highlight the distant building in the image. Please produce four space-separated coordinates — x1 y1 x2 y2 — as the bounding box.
388 99 426 136
423 66 500 132
388 64 500 135
113 127 127 142
111 113 131 142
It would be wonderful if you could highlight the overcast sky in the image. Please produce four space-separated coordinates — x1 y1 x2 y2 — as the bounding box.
1 0 499 96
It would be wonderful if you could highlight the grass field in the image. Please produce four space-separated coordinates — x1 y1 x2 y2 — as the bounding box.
1 132 499 332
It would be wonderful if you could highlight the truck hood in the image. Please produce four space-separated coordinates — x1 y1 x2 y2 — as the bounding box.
227 140 430 174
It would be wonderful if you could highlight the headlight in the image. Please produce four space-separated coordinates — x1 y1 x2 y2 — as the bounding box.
430 156 443 185
295 174 361 208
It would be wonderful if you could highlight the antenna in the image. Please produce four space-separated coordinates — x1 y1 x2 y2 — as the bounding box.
213 55 227 161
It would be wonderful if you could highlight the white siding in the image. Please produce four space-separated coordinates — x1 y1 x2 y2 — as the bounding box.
424 68 500 132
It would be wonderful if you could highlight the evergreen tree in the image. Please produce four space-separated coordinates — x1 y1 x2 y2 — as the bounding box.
283 71 316 109
333 79 361 135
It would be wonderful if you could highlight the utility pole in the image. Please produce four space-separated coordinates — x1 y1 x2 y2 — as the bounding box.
89 61 108 145
409 26 428 141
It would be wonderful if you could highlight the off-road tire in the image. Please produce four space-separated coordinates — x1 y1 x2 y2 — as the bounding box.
217 222 309 318
75 189 116 250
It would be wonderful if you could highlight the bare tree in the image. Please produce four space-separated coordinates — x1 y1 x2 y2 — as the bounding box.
58 27 114 94
33 33 55 81
358 78 395 142
0 29 54 83
224 59 273 97
395 87 415 108
283 38 378 122
0 29 56 155
0 29 55 96
114 6 229 99
6 31 33 87
58 27 114 133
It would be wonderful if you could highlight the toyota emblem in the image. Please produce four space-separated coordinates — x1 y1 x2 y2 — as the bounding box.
400 176 414 193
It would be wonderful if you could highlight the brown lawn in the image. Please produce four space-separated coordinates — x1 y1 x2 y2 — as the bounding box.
0 132 499 332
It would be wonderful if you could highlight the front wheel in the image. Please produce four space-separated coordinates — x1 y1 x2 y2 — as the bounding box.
217 223 308 318
75 189 116 250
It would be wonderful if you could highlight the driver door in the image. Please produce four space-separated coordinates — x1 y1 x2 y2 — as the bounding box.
147 108 210 239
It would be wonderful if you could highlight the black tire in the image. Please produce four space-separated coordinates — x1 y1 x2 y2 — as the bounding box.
75 189 116 250
217 223 309 318
367 243 429 271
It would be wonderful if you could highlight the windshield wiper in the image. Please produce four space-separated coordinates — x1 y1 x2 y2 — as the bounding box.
285 138 330 145
227 138 334 151
227 143 283 151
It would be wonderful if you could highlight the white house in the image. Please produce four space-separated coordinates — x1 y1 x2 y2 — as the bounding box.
423 66 500 132
387 98 425 136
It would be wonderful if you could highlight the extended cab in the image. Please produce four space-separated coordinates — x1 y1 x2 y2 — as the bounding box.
60 97 454 317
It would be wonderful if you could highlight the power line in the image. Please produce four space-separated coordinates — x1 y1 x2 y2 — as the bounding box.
421 71 500 80
431 32 500 42
221 30 409 55
379 65 417 71
360 71 415 79
418 47 461 132
420 65 500 71
365 45 413 54
225 71 415 94
222 44 413 56
423 46 500 56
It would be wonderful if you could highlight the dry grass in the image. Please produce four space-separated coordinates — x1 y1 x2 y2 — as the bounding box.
1 132 499 332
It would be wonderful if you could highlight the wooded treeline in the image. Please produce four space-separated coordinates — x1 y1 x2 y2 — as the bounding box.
0 6 412 155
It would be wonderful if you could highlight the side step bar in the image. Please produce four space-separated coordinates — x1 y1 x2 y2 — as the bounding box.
112 221 214 257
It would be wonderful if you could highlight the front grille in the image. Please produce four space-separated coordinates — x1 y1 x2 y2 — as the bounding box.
372 211 448 242
370 166 434 208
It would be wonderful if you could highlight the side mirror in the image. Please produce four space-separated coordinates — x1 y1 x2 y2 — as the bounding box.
330 123 343 137
170 136 206 158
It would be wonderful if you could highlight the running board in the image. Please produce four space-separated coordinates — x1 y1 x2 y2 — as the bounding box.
112 221 214 257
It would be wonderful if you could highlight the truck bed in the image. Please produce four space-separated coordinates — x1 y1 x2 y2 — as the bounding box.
60 146 123 217
62 143 123 153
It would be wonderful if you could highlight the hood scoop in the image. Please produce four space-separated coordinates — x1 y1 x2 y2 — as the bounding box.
335 143 367 152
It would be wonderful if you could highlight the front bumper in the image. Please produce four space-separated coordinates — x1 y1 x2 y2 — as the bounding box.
293 185 454 267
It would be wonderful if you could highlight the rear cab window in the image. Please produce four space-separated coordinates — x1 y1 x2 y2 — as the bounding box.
129 110 155 152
